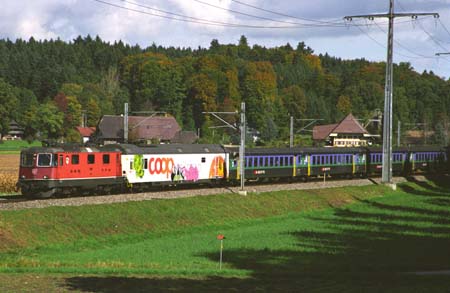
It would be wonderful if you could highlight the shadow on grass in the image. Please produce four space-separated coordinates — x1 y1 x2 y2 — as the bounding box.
407 174 450 194
64 180 450 292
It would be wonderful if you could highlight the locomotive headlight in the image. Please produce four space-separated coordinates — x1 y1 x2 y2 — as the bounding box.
43 175 48 179
21 175 26 179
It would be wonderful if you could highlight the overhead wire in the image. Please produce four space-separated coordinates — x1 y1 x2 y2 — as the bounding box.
218 0 346 25
438 19 450 41
228 0 433 27
373 21 436 59
355 24 427 60
93 0 357 28
191 0 341 27
396 0 450 50
92 0 437 31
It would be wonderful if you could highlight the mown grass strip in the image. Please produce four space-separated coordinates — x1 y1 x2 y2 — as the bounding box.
0 185 387 253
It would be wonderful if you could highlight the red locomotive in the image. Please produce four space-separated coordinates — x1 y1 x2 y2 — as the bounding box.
18 145 123 197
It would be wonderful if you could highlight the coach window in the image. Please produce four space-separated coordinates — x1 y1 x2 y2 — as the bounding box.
103 154 110 164
144 159 148 169
201 157 206 163
88 154 95 164
72 154 79 165
59 155 64 166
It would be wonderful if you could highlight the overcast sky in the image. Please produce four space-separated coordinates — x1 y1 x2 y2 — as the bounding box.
1 0 450 78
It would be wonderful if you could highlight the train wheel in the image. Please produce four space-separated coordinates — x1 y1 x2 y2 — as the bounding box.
37 189 56 199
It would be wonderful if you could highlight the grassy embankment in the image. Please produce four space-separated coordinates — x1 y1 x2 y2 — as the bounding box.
1 177 450 291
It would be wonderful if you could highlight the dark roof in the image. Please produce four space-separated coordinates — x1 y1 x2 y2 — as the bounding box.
312 114 368 140
332 114 368 134
97 115 181 141
312 124 337 140
171 131 198 144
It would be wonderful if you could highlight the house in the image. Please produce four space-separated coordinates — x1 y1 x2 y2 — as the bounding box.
313 114 373 147
94 115 187 144
76 126 96 143
2 120 24 140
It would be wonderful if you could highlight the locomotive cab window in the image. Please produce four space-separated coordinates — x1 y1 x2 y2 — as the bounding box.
37 153 52 167
88 154 95 164
103 154 110 164
21 153 35 167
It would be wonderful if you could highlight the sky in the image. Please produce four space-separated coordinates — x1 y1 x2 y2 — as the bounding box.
1 0 450 79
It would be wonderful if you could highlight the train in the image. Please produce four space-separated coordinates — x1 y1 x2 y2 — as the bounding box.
17 144 449 198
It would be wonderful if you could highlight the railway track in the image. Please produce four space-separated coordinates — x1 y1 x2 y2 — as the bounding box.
0 196 29 205
0 176 413 211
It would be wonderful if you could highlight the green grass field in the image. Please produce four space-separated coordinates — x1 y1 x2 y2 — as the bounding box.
1 177 450 291
0 140 41 154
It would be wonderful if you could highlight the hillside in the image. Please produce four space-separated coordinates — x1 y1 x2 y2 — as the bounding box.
0 36 449 145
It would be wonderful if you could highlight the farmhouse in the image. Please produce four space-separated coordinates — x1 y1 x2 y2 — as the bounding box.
93 114 197 144
313 114 373 147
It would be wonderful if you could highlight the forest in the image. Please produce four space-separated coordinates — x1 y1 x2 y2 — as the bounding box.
0 35 449 145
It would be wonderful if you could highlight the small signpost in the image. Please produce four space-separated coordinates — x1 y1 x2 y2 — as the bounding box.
217 234 225 270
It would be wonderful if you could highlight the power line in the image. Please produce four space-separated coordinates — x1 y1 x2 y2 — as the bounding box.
229 0 345 25
438 19 450 41
92 0 308 28
192 0 345 27
92 0 438 32
93 0 363 29
191 0 399 28
229 0 430 28
373 21 436 59
396 0 450 45
353 20 435 60
416 20 450 53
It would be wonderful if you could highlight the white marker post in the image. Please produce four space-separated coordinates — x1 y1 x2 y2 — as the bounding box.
217 234 225 270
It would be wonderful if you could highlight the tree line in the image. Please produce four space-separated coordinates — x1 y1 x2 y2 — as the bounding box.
0 35 448 145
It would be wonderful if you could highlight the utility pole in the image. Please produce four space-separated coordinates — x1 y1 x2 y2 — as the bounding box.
290 116 294 148
345 1 438 185
397 120 401 147
239 102 246 194
81 110 87 128
124 103 129 143
202 103 246 194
